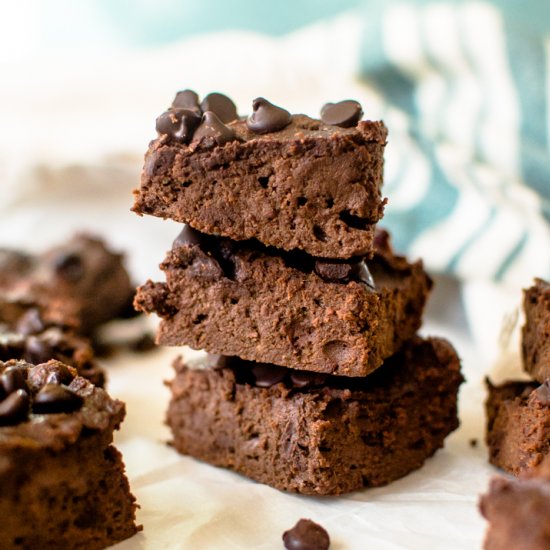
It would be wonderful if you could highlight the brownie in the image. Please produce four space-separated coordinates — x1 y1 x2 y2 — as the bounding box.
132 92 387 259
135 227 431 377
0 234 135 335
166 336 463 495
485 378 550 475
479 455 550 550
0 310 105 387
0 359 140 549
522 278 550 383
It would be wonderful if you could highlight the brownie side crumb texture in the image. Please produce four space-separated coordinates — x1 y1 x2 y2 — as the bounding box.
133 99 388 259
479 455 550 550
0 359 140 549
485 378 550 475
522 278 550 383
135 228 432 377
166 337 463 495
0 234 136 336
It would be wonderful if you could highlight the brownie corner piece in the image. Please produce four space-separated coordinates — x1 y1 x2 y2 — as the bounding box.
522 278 550 383
0 359 140 549
485 378 550 475
133 94 388 258
166 336 463 495
479 456 550 550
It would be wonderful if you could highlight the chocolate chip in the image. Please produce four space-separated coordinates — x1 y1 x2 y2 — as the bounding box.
289 371 328 389
156 108 201 143
0 389 30 426
171 89 201 115
191 111 237 148
1 366 28 395
282 519 330 550
250 363 287 388
33 384 84 414
200 92 238 123
246 97 291 134
314 259 374 287
320 100 363 128
53 252 84 282
173 225 209 248
24 337 55 365
16 309 46 335
535 381 550 405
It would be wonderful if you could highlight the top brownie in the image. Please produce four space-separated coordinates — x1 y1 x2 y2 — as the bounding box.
133 91 387 259
0 234 135 335
522 278 550 383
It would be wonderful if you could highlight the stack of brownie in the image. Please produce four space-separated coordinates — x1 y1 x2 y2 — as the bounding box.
133 91 464 495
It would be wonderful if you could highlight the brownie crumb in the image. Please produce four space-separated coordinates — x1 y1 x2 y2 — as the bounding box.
470 438 478 448
283 519 330 550
130 332 156 353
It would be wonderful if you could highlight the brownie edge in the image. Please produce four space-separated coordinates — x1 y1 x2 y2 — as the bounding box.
166 336 463 495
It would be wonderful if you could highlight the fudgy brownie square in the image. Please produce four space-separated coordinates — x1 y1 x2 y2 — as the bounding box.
133 92 387 259
167 336 463 495
479 455 550 550
485 378 549 475
0 359 140 549
135 227 431 377
522 278 550 383
0 234 135 335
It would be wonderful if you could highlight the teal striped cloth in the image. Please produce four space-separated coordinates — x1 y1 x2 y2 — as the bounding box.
357 1 550 285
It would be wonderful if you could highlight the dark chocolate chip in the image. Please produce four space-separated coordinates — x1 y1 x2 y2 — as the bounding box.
320 99 363 128
156 108 201 143
289 371 328 389
191 111 237 148
246 97 291 134
0 389 30 426
314 259 374 287
535 381 550 405
250 363 287 388
200 92 238 123
24 337 55 365
1 366 28 395
16 309 46 335
171 89 201 115
173 225 209 248
33 384 84 414
283 519 330 550
53 252 84 282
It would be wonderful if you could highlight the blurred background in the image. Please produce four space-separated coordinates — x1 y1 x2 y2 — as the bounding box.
0 0 549 362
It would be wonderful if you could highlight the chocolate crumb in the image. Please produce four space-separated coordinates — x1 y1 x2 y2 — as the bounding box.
469 438 478 448
283 518 330 550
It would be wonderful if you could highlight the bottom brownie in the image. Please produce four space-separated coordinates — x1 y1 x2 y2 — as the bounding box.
479 456 550 550
167 336 463 495
0 359 140 549
485 379 550 475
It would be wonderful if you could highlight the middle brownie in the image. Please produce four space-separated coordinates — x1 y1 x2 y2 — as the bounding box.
135 228 432 377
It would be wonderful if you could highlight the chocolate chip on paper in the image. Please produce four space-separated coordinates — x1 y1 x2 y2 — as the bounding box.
321 100 363 128
200 92 238 123
283 518 330 550
247 97 291 134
